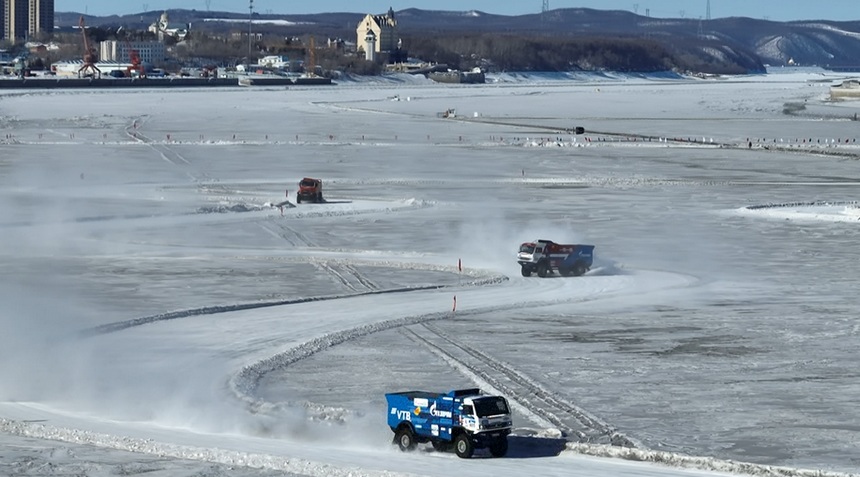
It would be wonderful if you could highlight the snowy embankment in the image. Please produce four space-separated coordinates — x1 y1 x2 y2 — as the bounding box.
736 201 860 222
333 71 689 86
564 443 858 477
0 418 418 477
2 417 857 477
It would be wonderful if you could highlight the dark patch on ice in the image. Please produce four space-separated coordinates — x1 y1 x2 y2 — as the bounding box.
498 435 569 459
653 335 759 357
73 214 156 223
733 373 860 384
782 102 807 115
724 439 795 463
538 326 702 345
535 184 590 190
411 435 567 459
313 200 352 204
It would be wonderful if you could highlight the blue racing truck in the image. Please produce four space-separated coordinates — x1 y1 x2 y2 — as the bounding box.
386 388 512 458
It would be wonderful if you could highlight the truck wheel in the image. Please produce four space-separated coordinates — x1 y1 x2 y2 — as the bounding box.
520 266 532 277
573 263 587 277
454 434 474 458
489 437 508 458
394 427 417 452
536 262 548 278
296 196 301 204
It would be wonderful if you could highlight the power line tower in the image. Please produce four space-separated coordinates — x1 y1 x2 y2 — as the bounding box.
541 0 550 27
706 0 711 20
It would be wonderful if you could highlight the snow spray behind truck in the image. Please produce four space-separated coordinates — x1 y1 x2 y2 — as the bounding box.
386 388 512 458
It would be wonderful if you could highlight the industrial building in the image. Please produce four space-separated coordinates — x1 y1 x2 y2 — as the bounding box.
99 40 165 64
2 0 53 40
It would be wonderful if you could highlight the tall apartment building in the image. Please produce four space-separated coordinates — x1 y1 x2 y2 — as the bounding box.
2 0 53 40
28 0 52 37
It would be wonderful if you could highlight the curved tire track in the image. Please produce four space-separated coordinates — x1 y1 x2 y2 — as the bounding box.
402 323 637 448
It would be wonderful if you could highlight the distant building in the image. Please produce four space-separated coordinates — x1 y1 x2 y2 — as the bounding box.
2 0 52 40
356 7 397 55
3 0 27 40
364 30 376 62
50 60 130 76
231 31 263 41
28 0 52 37
148 11 189 41
100 40 165 64
257 55 289 68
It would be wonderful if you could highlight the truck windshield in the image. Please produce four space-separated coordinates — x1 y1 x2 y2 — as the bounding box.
300 180 317 187
519 245 534 254
472 397 509 417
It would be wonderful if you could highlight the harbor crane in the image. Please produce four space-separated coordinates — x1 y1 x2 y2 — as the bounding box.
78 16 101 78
117 27 145 78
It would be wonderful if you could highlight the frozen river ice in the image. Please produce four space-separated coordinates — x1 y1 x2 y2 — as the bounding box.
1 70 859 476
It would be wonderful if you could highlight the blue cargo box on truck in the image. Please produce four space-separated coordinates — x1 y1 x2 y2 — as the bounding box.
385 388 512 458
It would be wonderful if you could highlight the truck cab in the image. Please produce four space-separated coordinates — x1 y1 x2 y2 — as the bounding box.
386 388 511 458
517 241 544 262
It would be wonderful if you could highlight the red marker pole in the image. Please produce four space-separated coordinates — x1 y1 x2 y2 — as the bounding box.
458 258 463 285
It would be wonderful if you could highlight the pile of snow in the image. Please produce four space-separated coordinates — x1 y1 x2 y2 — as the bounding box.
197 203 268 214
401 198 435 207
564 443 856 477
487 71 687 84
0 418 408 477
737 201 860 222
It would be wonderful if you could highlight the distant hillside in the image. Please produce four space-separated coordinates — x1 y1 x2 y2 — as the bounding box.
56 8 860 72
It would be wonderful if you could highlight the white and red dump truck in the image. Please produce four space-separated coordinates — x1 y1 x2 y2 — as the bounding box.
517 239 594 277
296 177 324 203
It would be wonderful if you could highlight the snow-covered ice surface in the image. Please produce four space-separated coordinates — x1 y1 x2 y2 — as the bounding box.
2 69 860 477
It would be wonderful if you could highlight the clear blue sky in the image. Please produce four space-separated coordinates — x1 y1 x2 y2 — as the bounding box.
57 0 859 22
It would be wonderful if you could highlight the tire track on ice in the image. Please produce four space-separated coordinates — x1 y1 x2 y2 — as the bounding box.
257 220 379 293
124 116 205 185
231 271 691 431
316 260 361 292
313 260 379 293
228 284 648 423
400 323 637 448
